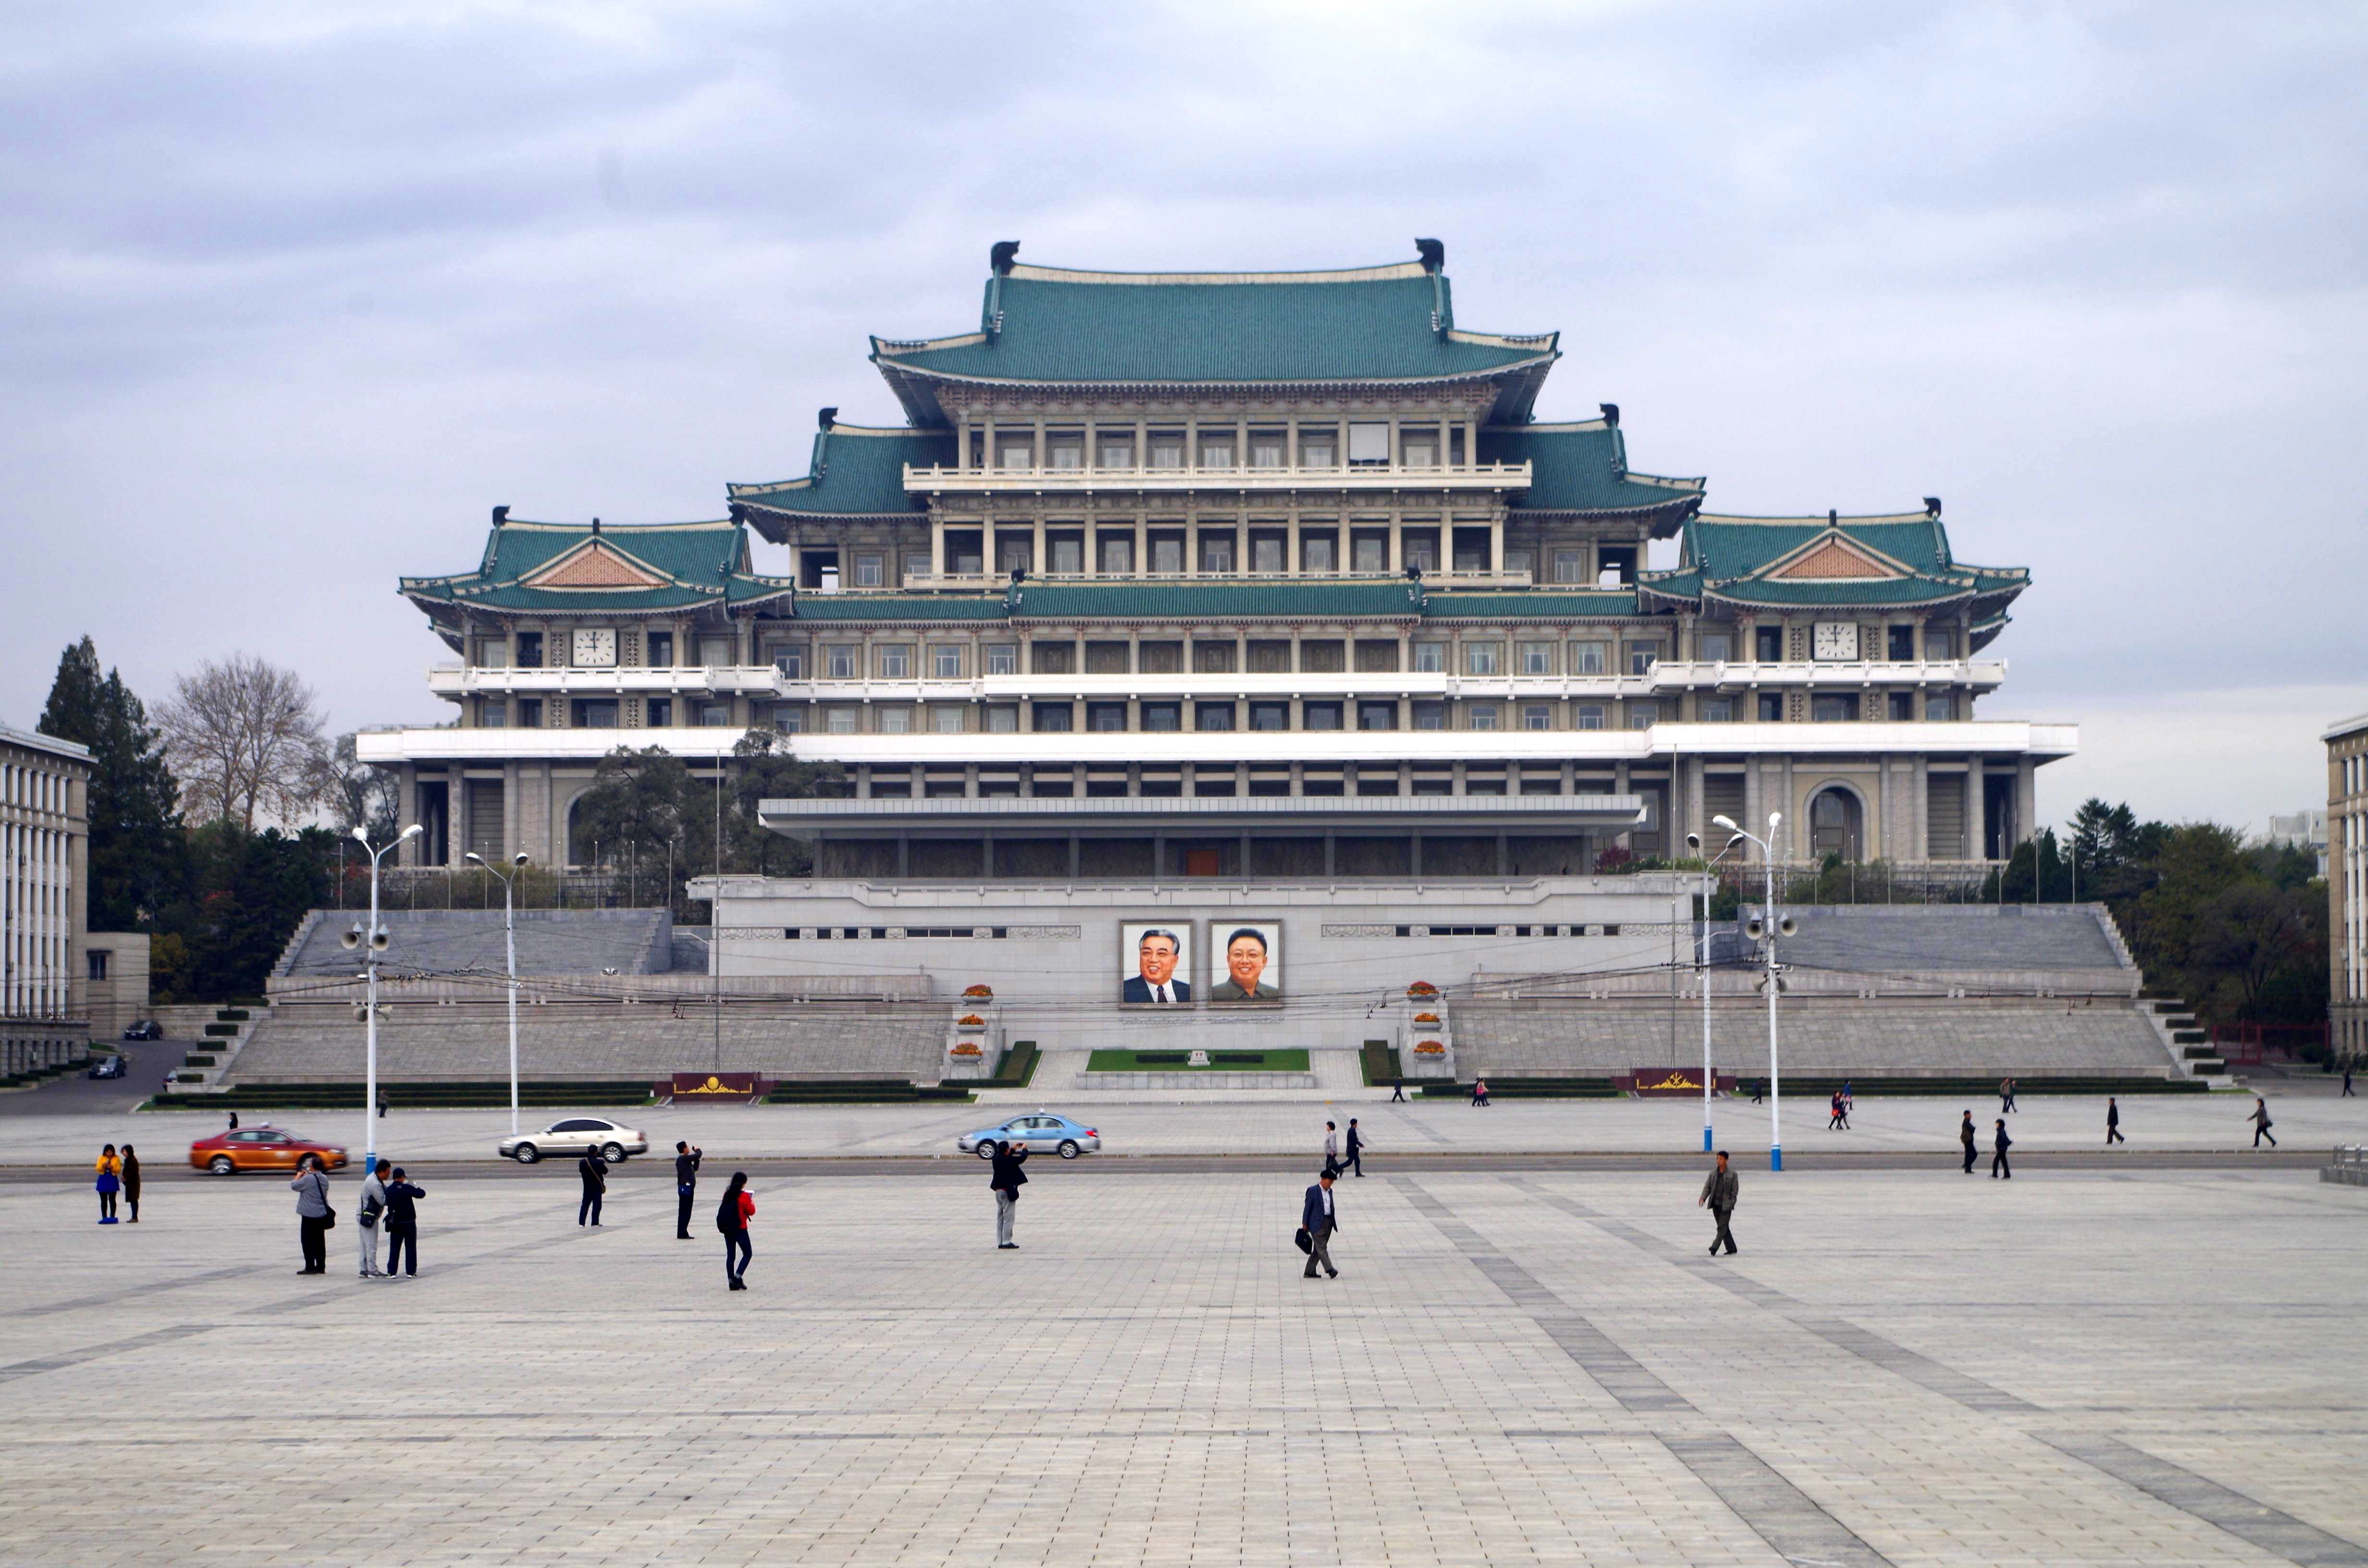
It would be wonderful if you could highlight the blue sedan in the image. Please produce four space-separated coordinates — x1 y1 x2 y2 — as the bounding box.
957 1113 1101 1160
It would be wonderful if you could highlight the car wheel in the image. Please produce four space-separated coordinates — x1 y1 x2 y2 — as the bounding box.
208 1155 235 1176
1058 1140 1081 1159
976 1144 998 1160
602 1142 627 1164
512 1144 539 1164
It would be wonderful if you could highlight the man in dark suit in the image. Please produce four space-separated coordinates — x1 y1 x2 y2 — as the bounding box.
578 1147 608 1225
1122 929 1190 1003
1697 1150 1739 1255
382 1167 425 1277
1300 1171 1340 1279
674 1140 703 1238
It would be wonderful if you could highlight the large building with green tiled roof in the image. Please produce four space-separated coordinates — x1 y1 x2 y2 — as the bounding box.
363 241 2072 892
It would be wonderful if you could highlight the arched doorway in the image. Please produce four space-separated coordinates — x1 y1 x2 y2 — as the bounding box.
1808 786 1864 861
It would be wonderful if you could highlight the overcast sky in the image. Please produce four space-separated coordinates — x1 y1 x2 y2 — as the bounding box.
5 0 2362 833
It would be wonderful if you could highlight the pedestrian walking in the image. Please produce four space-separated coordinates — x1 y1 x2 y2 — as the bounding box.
382 1168 424 1277
1390 1077 1407 1103
227 1110 239 1130
989 1139 1029 1249
716 1172 753 1289
356 1164 388 1277
2343 1064 2356 1096
1751 1078 1766 1105
120 1144 140 1223
1299 1170 1341 1279
578 1147 607 1226
1344 1118 1364 1177
1827 1092 1849 1131
674 1141 703 1239
375 1087 389 1119
94 1144 122 1224
2248 1097 2277 1149
1991 1118 2012 1179
1472 1078 1490 1108
2000 1077 2018 1114
1959 1111 1977 1174
1322 1120 1339 1175
1698 1149 1739 1255
291 1153 333 1273
2106 1097 2125 1145
1840 1080 1855 1116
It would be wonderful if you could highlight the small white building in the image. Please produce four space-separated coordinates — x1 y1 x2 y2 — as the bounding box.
0 723 91 1075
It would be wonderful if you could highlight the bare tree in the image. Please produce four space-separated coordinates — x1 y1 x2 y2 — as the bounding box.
158 652 328 830
310 731 401 843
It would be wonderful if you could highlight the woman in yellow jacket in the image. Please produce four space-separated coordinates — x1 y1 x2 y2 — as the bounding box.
95 1144 123 1224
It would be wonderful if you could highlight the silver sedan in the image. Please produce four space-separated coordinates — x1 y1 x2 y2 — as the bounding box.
499 1117 649 1164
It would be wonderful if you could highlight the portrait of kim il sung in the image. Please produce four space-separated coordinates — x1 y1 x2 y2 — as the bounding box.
1210 923 1283 1003
1121 924 1192 1004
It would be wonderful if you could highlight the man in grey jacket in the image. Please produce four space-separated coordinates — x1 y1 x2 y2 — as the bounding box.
357 1164 388 1277
290 1154 332 1275
1698 1150 1739 1256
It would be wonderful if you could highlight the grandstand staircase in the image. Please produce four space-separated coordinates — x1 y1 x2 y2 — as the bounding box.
171 1003 271 1090
2141 993 2226 1082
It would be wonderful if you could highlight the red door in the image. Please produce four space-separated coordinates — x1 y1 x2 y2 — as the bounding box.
1185 849 1221 877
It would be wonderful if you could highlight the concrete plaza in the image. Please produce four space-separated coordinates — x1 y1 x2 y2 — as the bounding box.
3 1157 2364 1566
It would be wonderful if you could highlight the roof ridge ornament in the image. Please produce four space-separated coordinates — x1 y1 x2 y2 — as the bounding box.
1924 496 1942 517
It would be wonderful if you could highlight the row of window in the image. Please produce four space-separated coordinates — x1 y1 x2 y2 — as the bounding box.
770 638 1669 681
2342 753 2368 797
765 693 1958 735
966 421 1468 473
477 689 1962 732
468 622 1966 677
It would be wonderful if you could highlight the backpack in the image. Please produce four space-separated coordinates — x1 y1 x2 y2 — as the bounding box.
715 1190 741 1233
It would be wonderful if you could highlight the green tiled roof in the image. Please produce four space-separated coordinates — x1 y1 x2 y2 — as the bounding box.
1010 580 1424 622
870 256 1557 422
1637 512 2031 615
402 518 793 624
1423 590 1640 621
790 595 1010 624
1479 423 1704 518
728 424 950 537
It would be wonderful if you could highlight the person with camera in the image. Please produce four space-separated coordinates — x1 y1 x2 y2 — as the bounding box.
382 1167 425 1277
356 1162 389 1277
989 1138 1028 1249
674 1140 704 1239
290 1153 333 1274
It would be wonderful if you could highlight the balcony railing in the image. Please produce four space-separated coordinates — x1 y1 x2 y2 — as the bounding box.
1647 659 2005 692
904 460 1531 494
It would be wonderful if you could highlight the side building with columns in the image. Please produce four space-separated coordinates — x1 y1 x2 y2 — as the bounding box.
360 242 2072 883
2328 711 2368 1062
1 723 92 1076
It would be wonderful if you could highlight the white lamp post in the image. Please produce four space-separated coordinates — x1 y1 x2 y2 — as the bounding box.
343 823 421 1176
1683 829 1747 1153
466 850 531 1134
1713 811 1792 1171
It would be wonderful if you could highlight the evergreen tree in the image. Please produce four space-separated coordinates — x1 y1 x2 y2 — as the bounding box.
37 636 186 929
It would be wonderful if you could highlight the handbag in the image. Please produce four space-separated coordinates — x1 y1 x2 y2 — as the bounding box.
1294 1226 1312 1255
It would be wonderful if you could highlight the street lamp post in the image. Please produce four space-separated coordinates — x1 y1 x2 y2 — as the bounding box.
1713 811 1791 1171
466 850 531 1135
343 823 421 1176
1683 830 1747 1153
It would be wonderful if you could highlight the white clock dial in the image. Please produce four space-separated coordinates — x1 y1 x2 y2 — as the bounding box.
1812 621 1858 661
571 628 617 667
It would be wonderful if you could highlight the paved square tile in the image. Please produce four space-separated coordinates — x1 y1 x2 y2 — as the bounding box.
2 1160 2363 1566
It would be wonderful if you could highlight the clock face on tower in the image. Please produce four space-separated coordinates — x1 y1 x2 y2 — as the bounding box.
1812 621 1859 661
571 628 617 667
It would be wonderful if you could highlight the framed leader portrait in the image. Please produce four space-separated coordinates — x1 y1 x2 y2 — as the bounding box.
1120 923 1192 1004
1209 922 1283 1004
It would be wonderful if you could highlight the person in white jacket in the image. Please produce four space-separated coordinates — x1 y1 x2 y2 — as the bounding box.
356 1165 388 1278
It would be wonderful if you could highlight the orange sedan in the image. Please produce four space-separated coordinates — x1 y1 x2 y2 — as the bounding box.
188 1125 349 1176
